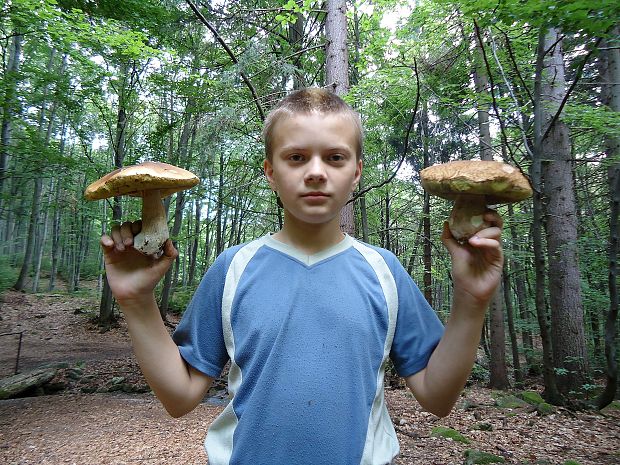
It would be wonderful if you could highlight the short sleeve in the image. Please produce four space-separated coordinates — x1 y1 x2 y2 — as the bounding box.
172 251 231 378
388 255 444 378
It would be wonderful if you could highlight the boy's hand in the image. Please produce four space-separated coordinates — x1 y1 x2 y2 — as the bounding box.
441 210 504 311
101 220 178 305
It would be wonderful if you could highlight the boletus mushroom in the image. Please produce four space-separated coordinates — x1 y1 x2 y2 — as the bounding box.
84 161 199 256
420 160 532 242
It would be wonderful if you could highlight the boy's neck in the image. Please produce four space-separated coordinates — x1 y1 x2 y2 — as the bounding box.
272 212 345 255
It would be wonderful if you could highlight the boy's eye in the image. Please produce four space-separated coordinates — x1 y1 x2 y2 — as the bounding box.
289 154 304 162
329 153 345 162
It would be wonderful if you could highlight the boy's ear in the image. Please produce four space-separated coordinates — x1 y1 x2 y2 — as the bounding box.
352 159 363 190
264 159 276 190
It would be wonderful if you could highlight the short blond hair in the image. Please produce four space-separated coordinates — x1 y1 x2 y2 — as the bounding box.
262 88 363 161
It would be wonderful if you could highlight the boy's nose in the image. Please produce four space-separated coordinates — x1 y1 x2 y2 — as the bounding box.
305 157 327 183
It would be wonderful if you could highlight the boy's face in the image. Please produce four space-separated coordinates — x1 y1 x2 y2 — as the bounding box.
264 112 362 227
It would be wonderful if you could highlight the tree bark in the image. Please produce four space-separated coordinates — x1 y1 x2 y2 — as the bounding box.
421 103 432 305
597 26 620 409
474 41 509 389
539 29 588 397
0 32 23 212
503 267 523 386
99 60 134 328
326 0 355 237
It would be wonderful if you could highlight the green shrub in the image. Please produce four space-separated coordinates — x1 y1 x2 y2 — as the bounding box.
0 257 18 292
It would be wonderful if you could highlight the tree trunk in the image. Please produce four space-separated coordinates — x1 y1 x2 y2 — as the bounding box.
326 0 355 237
99 61 133 328
32 180 52 292
48 117 68 292
539 28 589 397
473 39 493 160
216 151 225 256
421 103 432 305
504 267 524 386
508 203 535 373
288 11 305 89
13 48 59 291
531 28 565 404
474 42 509 389
597 26 620 409
159 191 184 317
13 177 43 291
0 32 23 212
188 198 201 286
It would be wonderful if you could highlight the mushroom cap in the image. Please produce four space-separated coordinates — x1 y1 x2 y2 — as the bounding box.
420 160 532 204
84 161 199 201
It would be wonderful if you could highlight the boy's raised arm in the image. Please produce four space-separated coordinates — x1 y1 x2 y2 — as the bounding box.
406 215 503 417
102 221 213 418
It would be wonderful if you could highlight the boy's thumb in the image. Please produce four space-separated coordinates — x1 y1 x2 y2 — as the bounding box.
157 239 179 268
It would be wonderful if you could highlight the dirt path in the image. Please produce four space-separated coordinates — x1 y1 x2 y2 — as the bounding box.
1 289 619 464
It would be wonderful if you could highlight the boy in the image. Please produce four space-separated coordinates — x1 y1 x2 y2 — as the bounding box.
101 88 503 464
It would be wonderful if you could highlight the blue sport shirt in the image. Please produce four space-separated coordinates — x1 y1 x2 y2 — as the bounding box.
173 234 444 465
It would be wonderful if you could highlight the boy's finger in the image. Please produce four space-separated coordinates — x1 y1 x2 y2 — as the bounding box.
440 222 461 254
468 235 500 248
162 239 179 260
471 226 502 242
110 227 125 251
120 221 134 246
101 235 114 249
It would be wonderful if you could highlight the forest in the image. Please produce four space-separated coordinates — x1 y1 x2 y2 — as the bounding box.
0 0 618 414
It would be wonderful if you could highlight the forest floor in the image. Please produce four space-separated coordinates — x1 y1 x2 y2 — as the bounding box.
0 285 618 465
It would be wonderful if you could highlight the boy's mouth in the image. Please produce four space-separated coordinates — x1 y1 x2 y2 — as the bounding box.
301 191 329 198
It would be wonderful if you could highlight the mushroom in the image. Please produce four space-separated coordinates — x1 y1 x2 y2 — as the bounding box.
84 161 199 256
420 160 532 242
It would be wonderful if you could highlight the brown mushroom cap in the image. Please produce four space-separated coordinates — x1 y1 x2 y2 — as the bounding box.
420 160 532 204
84 161 199 201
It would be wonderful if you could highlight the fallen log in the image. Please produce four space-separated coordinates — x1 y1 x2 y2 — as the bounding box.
0 364 66 400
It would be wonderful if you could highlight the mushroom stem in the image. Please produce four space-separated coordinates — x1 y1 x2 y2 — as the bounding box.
448 194 491 242
134 189 169 257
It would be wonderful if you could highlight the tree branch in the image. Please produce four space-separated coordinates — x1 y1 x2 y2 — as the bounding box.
473 20 519 164
542 37 603 142
185 0 266 121
348 58 421 204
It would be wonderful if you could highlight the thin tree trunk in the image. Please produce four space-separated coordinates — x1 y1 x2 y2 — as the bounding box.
32 181 52 292
508 203 535 373
0 32 23 211
160 191 184 317
188 198 201 286
99 61 133 328
421 103 432 305
504 267 524 386
474 40 509 389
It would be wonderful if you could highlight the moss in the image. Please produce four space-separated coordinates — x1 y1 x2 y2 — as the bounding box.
605 400 620 410
519 390 545 405
464 449 506 464
494 394 529 409
431 426 471 444
563 461 582 465
536 402 557 416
